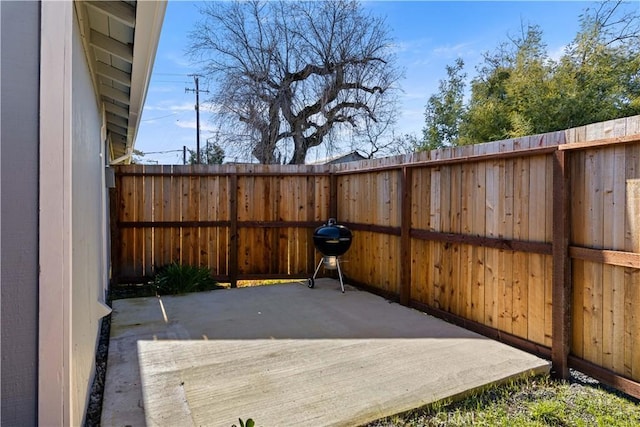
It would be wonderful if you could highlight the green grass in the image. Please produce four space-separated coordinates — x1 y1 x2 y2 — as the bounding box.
367 374 640 426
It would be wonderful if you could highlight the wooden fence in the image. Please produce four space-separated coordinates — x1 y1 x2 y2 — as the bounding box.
111 164 332 282
110 115 640 398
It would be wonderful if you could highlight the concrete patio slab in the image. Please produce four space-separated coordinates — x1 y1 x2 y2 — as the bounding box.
101 279 550 426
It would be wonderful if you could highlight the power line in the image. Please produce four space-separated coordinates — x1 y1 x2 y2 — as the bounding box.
139 149 184 155
140 113 178 122
151 79 191 83
154 72 191 76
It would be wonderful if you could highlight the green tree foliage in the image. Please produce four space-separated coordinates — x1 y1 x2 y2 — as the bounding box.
422 58 466 150
424 1 640 147
458 41 516 144
188 141 225 165
461 24 553 144
552 1 640 128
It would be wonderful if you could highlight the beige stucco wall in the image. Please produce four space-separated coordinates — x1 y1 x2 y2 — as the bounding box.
38 1 165 423
70 12 111 425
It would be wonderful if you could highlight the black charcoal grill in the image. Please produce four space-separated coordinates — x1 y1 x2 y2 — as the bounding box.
308 218 352 292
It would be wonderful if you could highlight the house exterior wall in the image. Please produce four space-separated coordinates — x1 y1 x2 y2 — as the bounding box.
0 1 41 425
70 16 110 424
38 2 110 424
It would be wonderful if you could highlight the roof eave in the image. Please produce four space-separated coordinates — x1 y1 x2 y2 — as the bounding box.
122 0 167 164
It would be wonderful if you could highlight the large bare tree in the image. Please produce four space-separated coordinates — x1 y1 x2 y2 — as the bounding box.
189 0 401 164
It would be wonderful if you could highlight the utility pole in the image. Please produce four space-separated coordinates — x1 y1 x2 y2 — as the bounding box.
185 75 209 164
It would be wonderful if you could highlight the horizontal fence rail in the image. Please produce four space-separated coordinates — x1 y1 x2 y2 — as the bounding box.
110 115 640 399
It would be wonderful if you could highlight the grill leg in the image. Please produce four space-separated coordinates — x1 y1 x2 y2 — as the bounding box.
336 258 345 293
312 257 323 280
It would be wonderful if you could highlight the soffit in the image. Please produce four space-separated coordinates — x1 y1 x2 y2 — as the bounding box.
75 1 166 163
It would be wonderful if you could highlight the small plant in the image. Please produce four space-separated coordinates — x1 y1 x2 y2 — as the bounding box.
153 262 221 295
232 418 255 427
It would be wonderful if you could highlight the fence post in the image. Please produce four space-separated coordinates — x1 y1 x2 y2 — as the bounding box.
399 166 412 306
552 149 571 379
229 173 238 288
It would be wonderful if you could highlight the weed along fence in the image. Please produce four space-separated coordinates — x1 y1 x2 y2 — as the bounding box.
110 115 640 398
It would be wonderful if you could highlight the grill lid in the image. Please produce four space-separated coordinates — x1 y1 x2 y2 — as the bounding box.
313 218 352 256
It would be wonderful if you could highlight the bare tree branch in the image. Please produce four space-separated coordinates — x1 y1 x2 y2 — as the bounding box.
189 0 401 164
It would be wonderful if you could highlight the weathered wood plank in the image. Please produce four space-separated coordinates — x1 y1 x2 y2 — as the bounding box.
119 172 134 277
625 143 640 380
143 170 154 276
584 149 604 366
557 133 640 151
400 167 412 306
133 165 145 277
527 152 547 346
449 164 462 314
609 141 627 374
484 158 500 327
162 169 174 266
543 152 554 349
471 147 487 324
498 142 514 333
551 150 571 378
151 169 164 269
459 147 474 319
570 150 586 359
511 139 530 339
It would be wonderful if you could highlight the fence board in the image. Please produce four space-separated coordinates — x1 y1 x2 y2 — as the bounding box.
441 162 453 312
471 155 486 323
527 154 545 344
197 168 208 269
607 145 626 373
159 171 171 267
602 147 616 369
118 171 131 277
430 167 443 308
459 148 474 319
133 166 145 277
142 171 152 275
544 156 554 348
152 170 163 271
571 150 586 358
499 142 515 333
449 165 462 314
625 145 640 379
485 158 500 327
589 149 605 365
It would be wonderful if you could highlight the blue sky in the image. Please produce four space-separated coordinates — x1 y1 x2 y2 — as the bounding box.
135 0 603 164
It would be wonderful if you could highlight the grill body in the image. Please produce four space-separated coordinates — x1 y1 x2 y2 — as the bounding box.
309 219 352 292
312 220 352 256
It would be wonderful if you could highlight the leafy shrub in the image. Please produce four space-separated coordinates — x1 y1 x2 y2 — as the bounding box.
153 262 221 295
